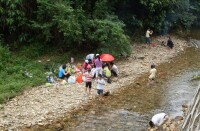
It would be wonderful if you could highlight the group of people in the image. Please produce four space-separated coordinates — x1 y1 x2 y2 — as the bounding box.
146 28 174 49
58 53 119 96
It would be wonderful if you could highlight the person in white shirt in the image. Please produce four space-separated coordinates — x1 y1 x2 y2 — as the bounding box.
86 54 95 60
149 64 157 80
149 113 169 127
97 74 106 95
146 28 153 45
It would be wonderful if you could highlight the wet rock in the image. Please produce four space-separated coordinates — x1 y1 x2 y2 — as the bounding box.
55 123 64 130
136 82 141 85
126 122 133 126
182 104 188 108
175 116 183 121
137 56 145 60
37 122 43 126
170 124 176 131
162 124 167 129
91 111 95 115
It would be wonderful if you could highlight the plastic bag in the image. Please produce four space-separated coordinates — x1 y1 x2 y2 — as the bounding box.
82 76 86 82
47 76 55 83
68 76 76 84
77 74 83 83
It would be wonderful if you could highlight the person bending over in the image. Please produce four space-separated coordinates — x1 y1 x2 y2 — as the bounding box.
149 113 169 128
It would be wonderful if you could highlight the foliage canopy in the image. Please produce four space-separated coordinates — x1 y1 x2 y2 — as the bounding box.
0 0 199 55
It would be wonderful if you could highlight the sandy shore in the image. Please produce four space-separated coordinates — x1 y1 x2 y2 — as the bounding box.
0 36 188 130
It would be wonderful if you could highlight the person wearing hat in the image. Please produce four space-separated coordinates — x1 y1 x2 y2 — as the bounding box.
149 113 169 128
82 60 92 72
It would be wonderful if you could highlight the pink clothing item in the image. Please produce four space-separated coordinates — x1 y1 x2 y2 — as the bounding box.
87 64 92 69
85 72 93 82
95 58 102 68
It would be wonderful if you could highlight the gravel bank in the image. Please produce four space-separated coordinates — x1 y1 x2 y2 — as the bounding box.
0 36 188 130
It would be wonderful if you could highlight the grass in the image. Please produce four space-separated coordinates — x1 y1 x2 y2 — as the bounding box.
0 43 89 104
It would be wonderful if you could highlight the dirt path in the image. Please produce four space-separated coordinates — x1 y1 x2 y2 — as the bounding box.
0 36 188 130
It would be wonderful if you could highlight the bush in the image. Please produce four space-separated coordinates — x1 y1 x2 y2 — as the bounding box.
87 18 132 57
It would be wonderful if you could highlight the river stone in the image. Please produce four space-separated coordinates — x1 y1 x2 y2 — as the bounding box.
175 116 183 121
182 104 188 108
91 111 95 115
170 124 176 130
55 123 63 129
162 124 167 129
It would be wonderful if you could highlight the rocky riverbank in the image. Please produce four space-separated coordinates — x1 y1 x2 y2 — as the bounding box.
0 36 188 130
147 104 189 131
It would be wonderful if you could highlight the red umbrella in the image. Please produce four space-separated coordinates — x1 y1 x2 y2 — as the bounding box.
100 54 115 62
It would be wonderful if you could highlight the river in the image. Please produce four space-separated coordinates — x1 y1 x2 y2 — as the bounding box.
29 42 200 131
29 29 200 131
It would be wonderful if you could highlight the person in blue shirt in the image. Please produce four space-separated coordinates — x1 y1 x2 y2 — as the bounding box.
59 64 70 79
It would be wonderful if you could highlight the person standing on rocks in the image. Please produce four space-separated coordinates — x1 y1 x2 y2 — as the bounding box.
84 69 93 95
97 74 106 95
149 113 169 128
146 28 153 46
94 54 103 78
167 36 174 49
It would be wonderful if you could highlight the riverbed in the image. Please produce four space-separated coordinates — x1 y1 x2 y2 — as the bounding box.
31 47 200 131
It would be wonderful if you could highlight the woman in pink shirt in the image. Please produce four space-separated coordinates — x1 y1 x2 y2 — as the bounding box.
94 54 103 78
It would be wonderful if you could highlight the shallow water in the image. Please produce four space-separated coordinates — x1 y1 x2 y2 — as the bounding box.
30 47 200 131
70 71 200 131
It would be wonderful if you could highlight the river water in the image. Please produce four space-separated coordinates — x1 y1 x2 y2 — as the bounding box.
31 42 200 130
31 48 200 131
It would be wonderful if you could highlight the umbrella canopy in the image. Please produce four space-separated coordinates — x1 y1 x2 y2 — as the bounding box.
100 54 115 62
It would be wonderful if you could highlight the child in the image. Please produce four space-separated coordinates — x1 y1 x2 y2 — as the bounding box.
97 74 106 95
149 64 157 81
84 69 93 94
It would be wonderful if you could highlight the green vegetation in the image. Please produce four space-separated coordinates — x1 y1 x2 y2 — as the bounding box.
0 0 199 103
192 74 200 80
0 44 46 103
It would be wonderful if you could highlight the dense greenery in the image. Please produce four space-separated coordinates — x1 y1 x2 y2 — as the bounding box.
0 0 199 103
0 0 199 53
0 44 46 103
